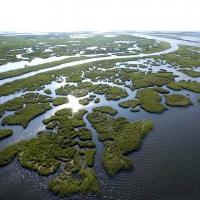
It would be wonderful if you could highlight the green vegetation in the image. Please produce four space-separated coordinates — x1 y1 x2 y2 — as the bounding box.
53 97 68 106
56 82 128 100
2 103 52 128
0 142 23 166
181 69 200 77
102 141 133 176
48 167 100 196
44 89 52 94
119 99 140 109
78 128 92 141
87 108 153 175
0 33 170 67
136 88 166 113
43 108 87 131
142 41 171 54
0 56 88 80
166 80 200 93
120 69 174 89
84 149 96 167
79 97 93 105
0 129 13 140
93 106 118 116
178 80 200 93
165 94 193 107
119 88 167 113
153 87 169 94
0 73 55 96
155 45 200 68
0 58 174 98
94 84 128 100
94 97 100 103
0 108 99 196
0 65 84 96
0 93 52 118
166 82 182 91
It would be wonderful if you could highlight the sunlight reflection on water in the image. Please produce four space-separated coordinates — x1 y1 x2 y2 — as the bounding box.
65 94 84 113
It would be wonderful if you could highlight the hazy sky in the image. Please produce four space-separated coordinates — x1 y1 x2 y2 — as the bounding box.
0 0 199 32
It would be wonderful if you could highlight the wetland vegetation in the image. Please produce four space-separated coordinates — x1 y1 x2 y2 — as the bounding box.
0 129 13 140
87 108 153 176
164 94 192 107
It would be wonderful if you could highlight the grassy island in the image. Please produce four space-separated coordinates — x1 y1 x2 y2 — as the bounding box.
53 97 68 106
2 103 52 128
0 129 13 140
87 107 153 176
136 88 166 113
0 108 99 196
44 88 52 94
181 69 200 77
93 106 118 116
119 99 140 109
166 82 182 91
165 94 193 107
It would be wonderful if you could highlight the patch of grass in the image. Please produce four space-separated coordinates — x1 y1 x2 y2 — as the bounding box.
2 103 52 128
0 63 86 96
118 99 140 109
0 93 52 117
0 129 13 140
181 69 200 77
43 108 87 131
79 97 93 105
0 73 56 96
53 97 68 106
120 70 174 89
165 94 193 107
87 111 153 175
166 80 200 93
0 141 25 166
94 84 128 100
136 88 166 113
102 141 133 176
0 56 88 80
178 80 200 93
44 89 52 94
153 87 169 94
166 82 182 91
48 167 99 196
78 141 96 148
56 82 93 97
55 85 72 96
93 106 118 116
84 149 96 167
155 45 200 68
94 98 100 104
56 82 128 100
77 128 92 141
